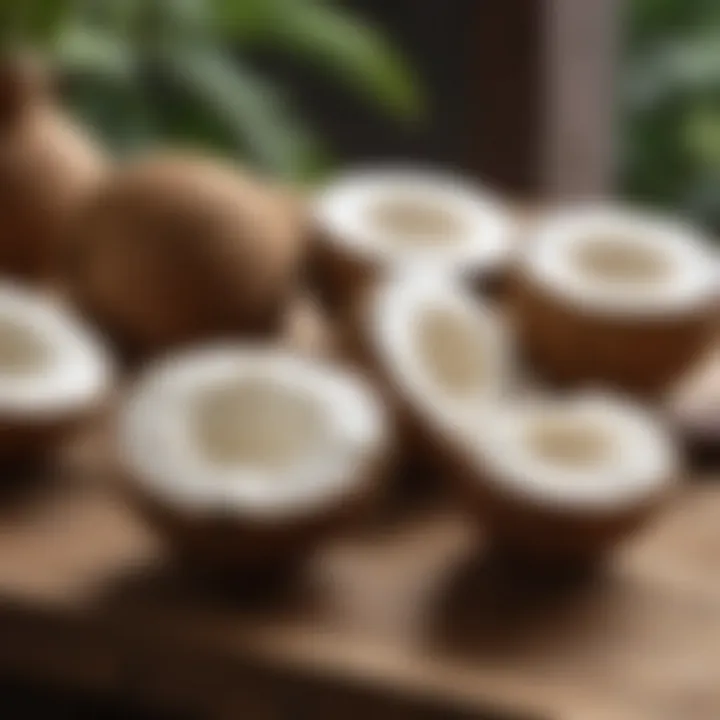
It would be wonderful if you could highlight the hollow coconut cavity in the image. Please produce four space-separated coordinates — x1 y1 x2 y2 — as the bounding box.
313 167 514 279
118 347 388 520
368 273 512 431
0 282 112 422
462 393 677 514
524 207 717 317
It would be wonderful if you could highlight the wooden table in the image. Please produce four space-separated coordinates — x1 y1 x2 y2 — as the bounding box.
0 421 718 720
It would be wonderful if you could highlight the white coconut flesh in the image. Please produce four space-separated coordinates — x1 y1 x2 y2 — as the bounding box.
118 347 387 518
313 168 513 276
463 394 677 512
526 207 718 316
0 283 111 418
371 274 511 428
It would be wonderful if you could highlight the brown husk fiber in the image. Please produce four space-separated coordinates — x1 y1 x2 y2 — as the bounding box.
513 269 716 397
0 54 107 279
446 442 675 565
118 435 391 573
67 154 305 355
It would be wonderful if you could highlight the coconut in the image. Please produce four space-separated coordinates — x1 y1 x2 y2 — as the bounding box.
68 154 305 356
0 281 113 463
311 166 514 314
0 51 107 279
515 206 718 396
350 272 512 492
281 294 337 359
116 346 390 570
448 392 678 564
666 345 720 464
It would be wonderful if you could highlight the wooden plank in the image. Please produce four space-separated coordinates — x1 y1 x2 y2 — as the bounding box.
0 426 718 719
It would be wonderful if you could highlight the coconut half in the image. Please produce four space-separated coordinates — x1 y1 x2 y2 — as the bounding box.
0 281 112 460
351 272 512 490
311 167 514 311
516 206 718 395
117 346 389 569
450 392 679 562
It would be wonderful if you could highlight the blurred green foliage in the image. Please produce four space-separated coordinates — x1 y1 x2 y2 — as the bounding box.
623 0 720 233
0 0 421 181
9 0 714 229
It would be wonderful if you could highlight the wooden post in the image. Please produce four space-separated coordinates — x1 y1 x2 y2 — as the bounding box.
468 0 619 200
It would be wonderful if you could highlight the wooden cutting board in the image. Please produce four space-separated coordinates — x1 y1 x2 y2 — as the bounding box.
0 416 717 720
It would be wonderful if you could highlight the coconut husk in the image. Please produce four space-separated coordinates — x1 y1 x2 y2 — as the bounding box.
67 154 305 355
0 54 107 279
513 269 716 397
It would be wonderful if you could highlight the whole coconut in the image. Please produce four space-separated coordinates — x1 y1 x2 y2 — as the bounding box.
0 52 107 279
68 154 305 355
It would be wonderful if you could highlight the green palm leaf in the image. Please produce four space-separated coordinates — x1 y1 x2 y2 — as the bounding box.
213 0 422 119
4 0 422 180
53 23 136 79
626 35 720 110
0 0 76 45
154 46 321 179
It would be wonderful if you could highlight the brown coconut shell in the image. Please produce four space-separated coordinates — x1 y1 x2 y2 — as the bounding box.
67 154 305 356
0 413 86 469
310 182 516 316
0 50 49 117
0 54 107 280
447 451 675 567
281 293 337 359
311 224 507 320
309 221 379 318
118 431 390 573
513 268 716 397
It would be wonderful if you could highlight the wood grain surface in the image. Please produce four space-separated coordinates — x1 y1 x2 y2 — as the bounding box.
0 415 717 720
